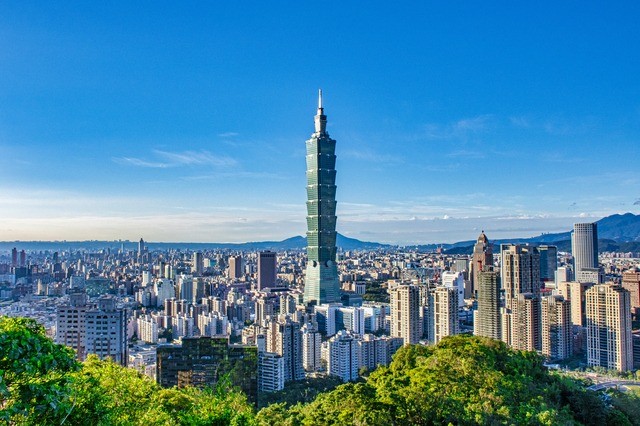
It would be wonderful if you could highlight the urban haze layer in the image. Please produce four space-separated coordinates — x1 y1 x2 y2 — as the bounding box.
1 94 640 419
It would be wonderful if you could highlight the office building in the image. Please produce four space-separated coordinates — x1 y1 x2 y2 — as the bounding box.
474 266 501 340
303 91 341 305
470 231 493 299
192 251 203 276
389 284 421 345
258 251 277 290
538 245 558 283
156 337 258 403
585 284 633 371
228 255 243 279
572 223 599 283
541 295 572 360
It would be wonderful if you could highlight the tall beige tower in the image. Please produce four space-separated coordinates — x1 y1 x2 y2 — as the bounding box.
541 295 572 360
432 286 459 344
585 284 633 371
389 284 421 345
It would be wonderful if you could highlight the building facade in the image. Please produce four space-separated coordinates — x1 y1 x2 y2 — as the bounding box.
303 91 341 305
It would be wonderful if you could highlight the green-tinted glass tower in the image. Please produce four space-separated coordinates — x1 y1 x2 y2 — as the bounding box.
303 90 341 305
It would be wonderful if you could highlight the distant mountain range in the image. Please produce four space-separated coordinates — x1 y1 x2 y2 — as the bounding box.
3 213 640 254
441 212 640 255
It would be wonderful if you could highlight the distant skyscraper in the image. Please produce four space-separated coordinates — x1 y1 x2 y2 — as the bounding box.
541 295 572 360
303 90 341 305
431 286 460 344
474 266 501 340
538 245 558 282
192 251 204 276
585 284 633 371
470 231 493 299
389 284 421 345
500 244 541 349
621 270 640 317
11 247 18 267
572 223 599 283
228 255 243 279
138 238 145 260
258 251 277 290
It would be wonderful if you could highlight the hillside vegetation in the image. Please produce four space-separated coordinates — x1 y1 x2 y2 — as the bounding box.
2 316 638 425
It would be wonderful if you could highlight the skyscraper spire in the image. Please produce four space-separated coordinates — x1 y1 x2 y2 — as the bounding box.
314 89 327 134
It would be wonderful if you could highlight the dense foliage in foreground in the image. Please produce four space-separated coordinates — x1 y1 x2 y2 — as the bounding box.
1 316 638 425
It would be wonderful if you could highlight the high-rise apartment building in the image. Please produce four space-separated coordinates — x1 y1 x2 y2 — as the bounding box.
572 223 599 283
265 315 304 382
324 330 360 382
389 284 421 345
56 291 89 360
85 295 127 366
556 281 591 327
301 322 322 372
303 91 341 305
431 286 459 344
474 266 501 340
585 284 633 371
470 231 493 299
541 295 572 360
500 245 541 350
258 352 285 393
257 251 277 290
621 270 640 317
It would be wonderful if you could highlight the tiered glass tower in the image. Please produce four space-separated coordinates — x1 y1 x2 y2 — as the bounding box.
303 90 341 305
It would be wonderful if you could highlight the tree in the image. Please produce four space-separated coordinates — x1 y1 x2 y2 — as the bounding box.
0 317 79 424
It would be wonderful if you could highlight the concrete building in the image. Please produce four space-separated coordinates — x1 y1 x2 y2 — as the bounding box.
556 281 591 327
258 352 285 393
621 270 640 318
192 252 204 276
301 322 322 372
56 291 89 360
85 295 127 366
541 295 572 360
324 330 360 382
228 255 243 279
585 284 633 371
265 315 304 382
389 284 421 345
441 271 465 307
474 266 501 340
431 286 459 344
509 293 541 352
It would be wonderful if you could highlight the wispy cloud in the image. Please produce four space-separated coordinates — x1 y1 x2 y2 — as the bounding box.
342 149 403 163
218 132 239 138
113 149 237 168
424 115 493 139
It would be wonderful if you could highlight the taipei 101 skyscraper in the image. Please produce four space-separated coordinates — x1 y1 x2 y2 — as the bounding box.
303 90 341 305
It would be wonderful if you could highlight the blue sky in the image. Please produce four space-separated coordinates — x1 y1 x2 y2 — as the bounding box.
1 2 640 244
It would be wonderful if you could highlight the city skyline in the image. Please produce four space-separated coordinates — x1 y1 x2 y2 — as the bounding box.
2 3 640 244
